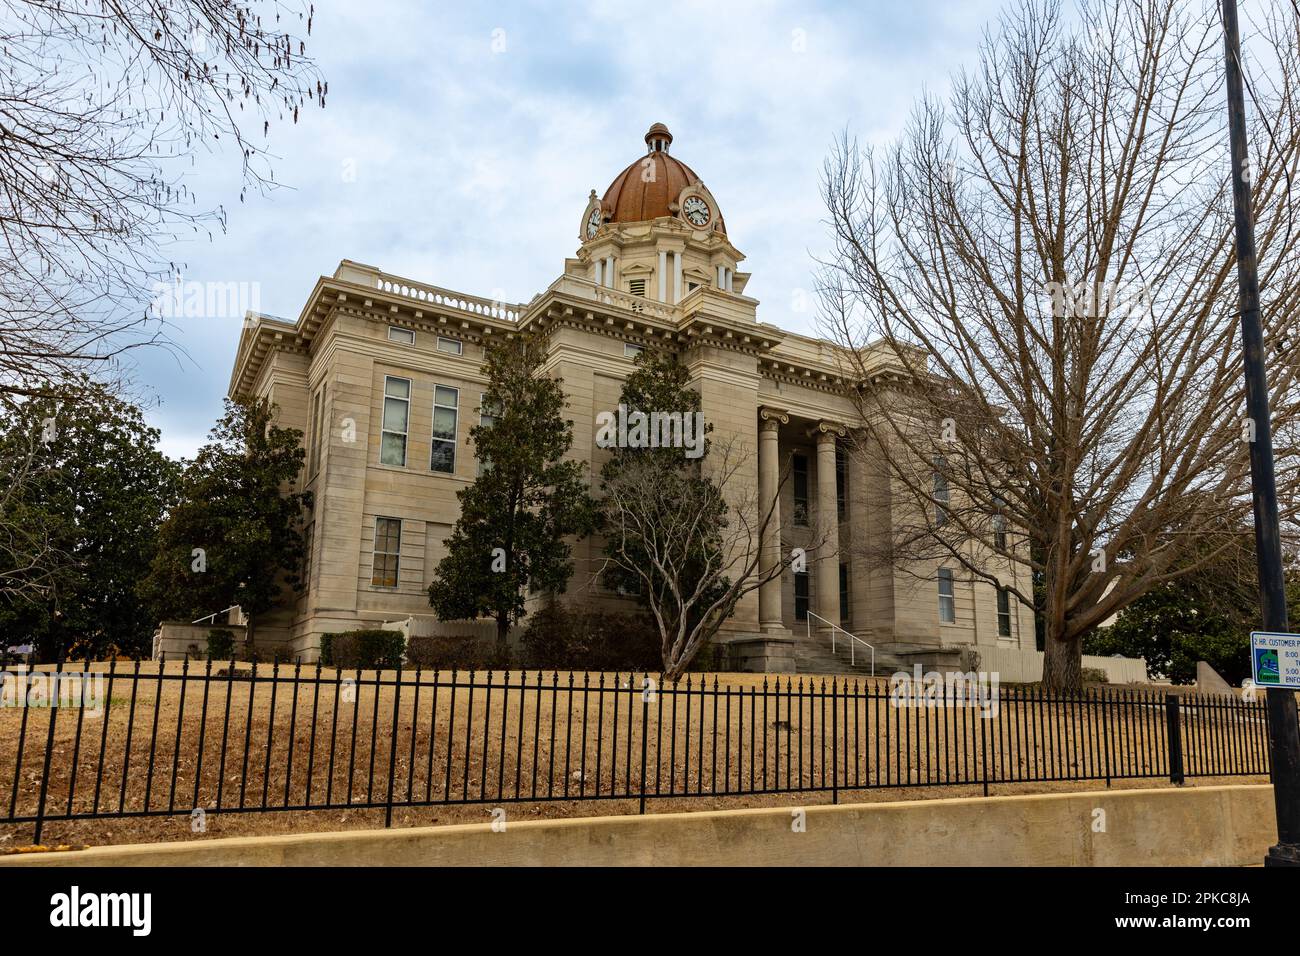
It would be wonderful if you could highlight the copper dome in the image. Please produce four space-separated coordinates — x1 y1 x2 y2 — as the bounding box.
599 124 725 234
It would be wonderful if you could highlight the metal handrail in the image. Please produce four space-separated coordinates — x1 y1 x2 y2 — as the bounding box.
806 611 876 676
192 605 242 626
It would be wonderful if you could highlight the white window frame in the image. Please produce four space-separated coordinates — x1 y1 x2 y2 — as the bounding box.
380 376 411 467
933 456 950 526
431 384 459 474
624 343 645 358
938 568 956 624
387 326 415 344
436 336 463 356
310 387 324 476
477 392 499 475
997 587 1014 638
371 516 402 588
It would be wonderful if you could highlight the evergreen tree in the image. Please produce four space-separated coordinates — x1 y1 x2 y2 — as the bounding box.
428 340 595 646
0 382 181 659
141 397 311 651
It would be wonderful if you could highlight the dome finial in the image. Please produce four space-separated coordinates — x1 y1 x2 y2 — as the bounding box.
645 122 673 153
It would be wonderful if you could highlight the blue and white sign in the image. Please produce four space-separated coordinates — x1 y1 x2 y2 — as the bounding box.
1250 632 1300 690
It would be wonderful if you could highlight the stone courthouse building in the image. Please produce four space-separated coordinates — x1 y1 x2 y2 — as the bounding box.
219 123 1048 675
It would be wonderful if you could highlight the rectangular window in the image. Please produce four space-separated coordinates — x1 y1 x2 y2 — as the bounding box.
628 278 646 297
794 571 810 621
380 376 410 466
302 523 314 595
477 393 499 475
431 384 458 474
436 336 463 355
993 496 1008 552
839 562 850 624
938 568 956 624
624 343 645 358
997 587 1012 637
836 444 848 521
387 326 415 344
792 453 809 526
310 387 324 475
372 517 401 588
933 456 950 526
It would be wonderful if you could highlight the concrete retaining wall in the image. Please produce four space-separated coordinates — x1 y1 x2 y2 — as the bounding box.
2 784 1274 867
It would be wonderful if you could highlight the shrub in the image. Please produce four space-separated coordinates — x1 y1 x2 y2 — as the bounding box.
405 635 511 670
207 628 235 660
520 603 660 671
1081 666 1108 684
321 629 406 669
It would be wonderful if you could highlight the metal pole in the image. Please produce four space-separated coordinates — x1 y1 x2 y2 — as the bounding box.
1221 0 1300 867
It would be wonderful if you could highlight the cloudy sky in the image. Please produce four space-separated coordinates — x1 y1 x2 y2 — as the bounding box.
140 0 1008 458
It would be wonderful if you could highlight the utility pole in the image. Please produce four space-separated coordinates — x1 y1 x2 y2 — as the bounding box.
1221 0 1300 867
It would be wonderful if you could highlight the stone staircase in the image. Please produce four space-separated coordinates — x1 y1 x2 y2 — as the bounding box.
793 628 968 678
792 627 906 678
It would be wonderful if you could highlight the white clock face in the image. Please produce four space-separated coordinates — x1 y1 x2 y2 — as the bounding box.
683 196 711 227
586 207 602 238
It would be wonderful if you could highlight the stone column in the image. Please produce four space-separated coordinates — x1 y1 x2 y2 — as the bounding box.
758 407 789 633
813 421 845 632
658 249 667 301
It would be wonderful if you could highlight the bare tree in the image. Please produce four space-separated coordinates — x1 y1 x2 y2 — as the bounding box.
600 438 818 680
818 0 1300 692
0 0 326 399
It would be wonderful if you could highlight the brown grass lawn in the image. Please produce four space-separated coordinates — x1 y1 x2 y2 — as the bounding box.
0 663 1272 850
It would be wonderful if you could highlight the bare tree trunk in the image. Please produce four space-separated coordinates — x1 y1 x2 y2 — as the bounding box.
496 611 509 650
1042 624 1082 695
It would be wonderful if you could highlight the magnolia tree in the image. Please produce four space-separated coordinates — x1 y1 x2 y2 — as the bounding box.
818 0 1300 692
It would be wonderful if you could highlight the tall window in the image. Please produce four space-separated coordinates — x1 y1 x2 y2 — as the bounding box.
835 444 848 521
997 587 1013 637
794 571 810 621
933 456 950 526
993 496 1008 552
839 562 850 623
792 453 809 526
372 517 401 588
302 523 314 595
938 568 956 623
477 393 499 475
310 387 324 475
380 377 410 466
431 385 458 474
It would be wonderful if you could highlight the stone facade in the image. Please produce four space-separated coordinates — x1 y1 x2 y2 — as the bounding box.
224 125 1038 671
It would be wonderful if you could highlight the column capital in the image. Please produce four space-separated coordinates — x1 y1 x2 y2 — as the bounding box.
809 420 847 444
759 406 789 432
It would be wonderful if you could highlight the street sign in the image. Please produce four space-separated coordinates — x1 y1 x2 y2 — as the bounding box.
1251 632 1300 690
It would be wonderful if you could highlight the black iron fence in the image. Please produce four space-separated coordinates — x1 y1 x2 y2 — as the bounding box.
0 659 1276 843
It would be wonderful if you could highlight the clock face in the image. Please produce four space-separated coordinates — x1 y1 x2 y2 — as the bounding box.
586 207 602 239
683 196 711 227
